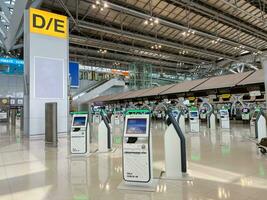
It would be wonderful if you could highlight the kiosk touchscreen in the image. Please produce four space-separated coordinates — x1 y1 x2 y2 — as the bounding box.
71 114 88 154
122 114 153 184
189 110 200 132
220 109 230 129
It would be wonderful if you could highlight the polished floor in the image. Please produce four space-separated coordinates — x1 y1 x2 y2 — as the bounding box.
0 119 267 200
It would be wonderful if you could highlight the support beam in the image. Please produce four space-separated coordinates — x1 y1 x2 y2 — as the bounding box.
5 0 28 51
14 0 45 41
84 0 258 52
69 46 185 68
170 0 267 41
0 0 11 23
0 20 7 38
77 20 235 61
0 33 6 49
70 35 208 64
220 0 266 26
69 53 193 72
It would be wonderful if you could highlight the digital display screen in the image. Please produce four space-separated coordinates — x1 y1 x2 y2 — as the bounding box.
220 110 228 116
242 108 249 113
126 118 147 135
73 116 86 126
190 112 198 118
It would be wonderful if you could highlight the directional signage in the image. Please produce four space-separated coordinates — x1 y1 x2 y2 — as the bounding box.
30 8 68 39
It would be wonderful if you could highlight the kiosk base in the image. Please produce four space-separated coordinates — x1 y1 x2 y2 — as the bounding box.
67 153 91 158
117 179 158 192
161 172 193 181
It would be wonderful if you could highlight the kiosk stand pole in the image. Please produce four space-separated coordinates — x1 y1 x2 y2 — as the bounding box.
98 113 112 153
162 110 191 180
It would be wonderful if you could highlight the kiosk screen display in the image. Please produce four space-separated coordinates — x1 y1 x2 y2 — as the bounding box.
242 108 249 113
190 111 198 118
73 116 86 126
126 118 147 135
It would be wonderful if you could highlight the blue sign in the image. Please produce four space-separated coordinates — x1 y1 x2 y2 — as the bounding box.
0 57 24 75
69 62 79 88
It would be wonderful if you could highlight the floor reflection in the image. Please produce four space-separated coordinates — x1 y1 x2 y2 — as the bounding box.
0 120 266 200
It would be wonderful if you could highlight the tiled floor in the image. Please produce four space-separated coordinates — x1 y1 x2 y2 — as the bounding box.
0 119 267 200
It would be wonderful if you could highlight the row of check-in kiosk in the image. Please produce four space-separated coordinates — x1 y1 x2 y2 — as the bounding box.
69 106 267 191
70 109 190 191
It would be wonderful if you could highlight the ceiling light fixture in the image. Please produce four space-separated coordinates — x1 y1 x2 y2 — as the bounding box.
151 44 162 50
92 0 108 11
97 49 107 54
211 38 223 44
181 29 195 37
144 17 159 26
114 62 120 66
179 50 189 55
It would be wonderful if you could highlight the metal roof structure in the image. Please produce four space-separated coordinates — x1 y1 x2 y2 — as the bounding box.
237 69 264 85
1 0 266 77
41 0 267 75
139 83 176 97
162 78 208 94
192 71 253 91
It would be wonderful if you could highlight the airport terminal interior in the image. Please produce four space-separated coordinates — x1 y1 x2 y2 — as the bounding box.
1 0 267 200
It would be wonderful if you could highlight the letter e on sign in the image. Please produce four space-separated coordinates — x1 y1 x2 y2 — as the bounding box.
30 8 68 39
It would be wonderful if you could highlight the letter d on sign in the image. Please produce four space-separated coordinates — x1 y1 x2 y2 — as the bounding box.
33 14 46 29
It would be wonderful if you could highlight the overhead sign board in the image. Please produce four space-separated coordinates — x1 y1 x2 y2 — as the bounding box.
249 90 261 97
69 62 79 88
30 8 68 39
188 97 195 101
221 94 231 99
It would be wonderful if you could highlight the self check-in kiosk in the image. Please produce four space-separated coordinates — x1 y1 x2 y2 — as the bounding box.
207 111 216 130
163 109 188 179
70 114 89 155
199 108 207 120
93 111 102 124
111 111 123 126
98 112 112 152
189 108 200 133
241 107 250 121
220 109 230 129
250 109 267 142
118 110 156 191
